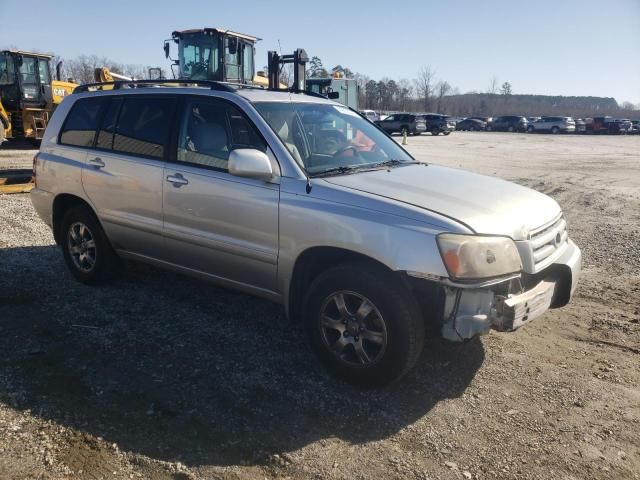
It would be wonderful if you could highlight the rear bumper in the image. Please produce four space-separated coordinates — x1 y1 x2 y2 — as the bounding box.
440 239 581 341
30 187 54 228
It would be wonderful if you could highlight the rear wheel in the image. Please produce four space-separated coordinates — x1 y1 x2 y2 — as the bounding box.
60 205 119 285
508 125 515 132
304 263 425 386
431 130 440 136
551 126 559 134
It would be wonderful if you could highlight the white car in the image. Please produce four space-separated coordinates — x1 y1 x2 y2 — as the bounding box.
528 117 576 134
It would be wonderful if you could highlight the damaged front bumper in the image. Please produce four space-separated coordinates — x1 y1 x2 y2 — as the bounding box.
439 239 582 342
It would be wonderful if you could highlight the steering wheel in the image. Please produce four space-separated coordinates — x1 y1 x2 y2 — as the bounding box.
333 145 361 159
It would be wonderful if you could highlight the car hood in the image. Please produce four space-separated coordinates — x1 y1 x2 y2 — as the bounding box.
323 164 561 240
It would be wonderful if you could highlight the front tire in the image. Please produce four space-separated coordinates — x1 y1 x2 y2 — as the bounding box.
508 125 515 132
304 263 425 387
551 126 559 134
60 205 119 285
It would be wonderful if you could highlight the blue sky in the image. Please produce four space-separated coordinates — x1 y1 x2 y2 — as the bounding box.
1 0 639 104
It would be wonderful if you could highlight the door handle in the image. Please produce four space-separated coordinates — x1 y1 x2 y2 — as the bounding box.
166 173 189 187
88 157 105 169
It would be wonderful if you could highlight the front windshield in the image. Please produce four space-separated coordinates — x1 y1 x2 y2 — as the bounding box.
179 35 220 80
254 102 415 176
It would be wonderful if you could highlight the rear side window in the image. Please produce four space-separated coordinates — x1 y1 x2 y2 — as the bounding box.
113 96 175 159
59 97 106 147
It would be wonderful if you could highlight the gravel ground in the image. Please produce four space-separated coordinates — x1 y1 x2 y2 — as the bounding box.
0 132 639 480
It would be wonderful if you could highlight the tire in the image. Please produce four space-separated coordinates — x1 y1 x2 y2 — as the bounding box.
486 125 492 132
551 126 559 134
508 125 515 132
443 131 451 136
413 130 421 136
60 205 119 285
527 126 534 133
431 130 439 136
303 263 425 387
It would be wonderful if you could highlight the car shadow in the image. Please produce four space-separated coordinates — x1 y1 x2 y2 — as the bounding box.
0 245 485 467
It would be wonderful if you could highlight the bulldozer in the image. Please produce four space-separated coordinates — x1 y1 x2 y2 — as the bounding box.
0 50 77 143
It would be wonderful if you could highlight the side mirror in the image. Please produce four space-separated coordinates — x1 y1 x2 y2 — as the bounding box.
228 149 273 181
164 41 170 59
327 92 339 99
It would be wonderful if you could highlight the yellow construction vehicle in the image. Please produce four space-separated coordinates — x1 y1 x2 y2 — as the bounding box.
0 50 77 143
164 28 297 89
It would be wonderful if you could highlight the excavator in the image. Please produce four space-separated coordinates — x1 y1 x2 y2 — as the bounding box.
0 50 77 143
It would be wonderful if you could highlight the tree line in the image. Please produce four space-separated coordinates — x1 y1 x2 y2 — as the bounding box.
306 56 639 118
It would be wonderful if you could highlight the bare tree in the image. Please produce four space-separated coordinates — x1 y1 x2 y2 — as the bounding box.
487 76 499 94
436 81 451 113
414 65 436 112
500 82 513 95
397 78 413 111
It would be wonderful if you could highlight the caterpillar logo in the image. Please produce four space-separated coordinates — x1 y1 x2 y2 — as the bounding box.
53 88 68 97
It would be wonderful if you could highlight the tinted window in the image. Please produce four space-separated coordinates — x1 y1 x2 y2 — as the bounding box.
60 97 106 147
96 98 122 150
113 96 175 159
177 98 265 171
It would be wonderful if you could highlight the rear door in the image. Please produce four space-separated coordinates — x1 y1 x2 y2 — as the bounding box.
162 96 280 292
81 94 176 260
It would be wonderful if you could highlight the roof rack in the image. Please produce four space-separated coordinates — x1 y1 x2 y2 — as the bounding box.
73 79 265 94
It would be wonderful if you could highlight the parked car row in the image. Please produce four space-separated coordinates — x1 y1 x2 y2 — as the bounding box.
360 110 638 136
372 113 456 136
457 115 636 135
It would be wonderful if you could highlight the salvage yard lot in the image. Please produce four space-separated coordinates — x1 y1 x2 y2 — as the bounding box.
0 132 639 480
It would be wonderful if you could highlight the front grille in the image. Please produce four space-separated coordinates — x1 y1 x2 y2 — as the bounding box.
528 215 568 271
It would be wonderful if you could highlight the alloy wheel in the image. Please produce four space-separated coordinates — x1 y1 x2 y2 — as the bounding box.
67 222 97 272
319 291 388 367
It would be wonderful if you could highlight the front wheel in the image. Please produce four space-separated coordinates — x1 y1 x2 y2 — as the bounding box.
443 131 451 136
508 125 515 132
551 126 559 134
304 264 425 386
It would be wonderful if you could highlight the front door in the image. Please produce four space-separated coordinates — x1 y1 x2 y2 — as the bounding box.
162 96 280 293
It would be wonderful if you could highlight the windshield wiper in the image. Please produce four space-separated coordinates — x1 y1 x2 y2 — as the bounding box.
368 159 422 168
310 166 359 178
310 160 422 178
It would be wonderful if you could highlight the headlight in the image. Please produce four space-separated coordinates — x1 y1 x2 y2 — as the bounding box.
437 233 522 280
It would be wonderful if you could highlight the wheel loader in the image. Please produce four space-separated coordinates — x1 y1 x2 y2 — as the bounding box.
0 50 77 143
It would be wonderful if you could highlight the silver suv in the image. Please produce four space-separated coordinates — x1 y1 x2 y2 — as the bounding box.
528 116 576 134
31 82 582 386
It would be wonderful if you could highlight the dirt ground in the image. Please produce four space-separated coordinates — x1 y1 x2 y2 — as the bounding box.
0 132 638 480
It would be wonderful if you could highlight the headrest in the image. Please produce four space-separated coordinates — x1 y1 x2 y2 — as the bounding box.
191 122 228 153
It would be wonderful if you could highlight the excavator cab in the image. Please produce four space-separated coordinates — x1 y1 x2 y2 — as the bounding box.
165 28 259 84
